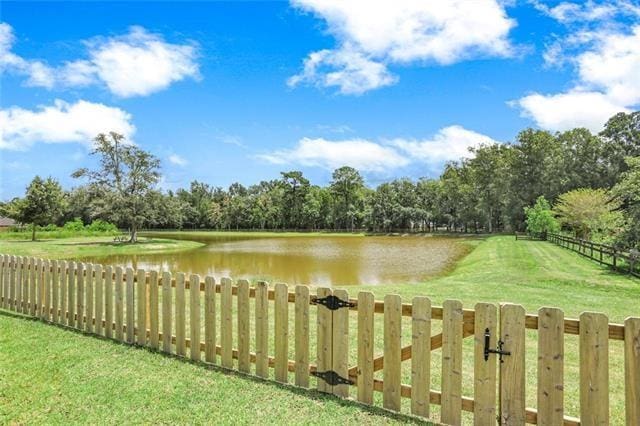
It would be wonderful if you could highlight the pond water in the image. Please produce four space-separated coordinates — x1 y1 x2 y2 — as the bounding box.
84 233 473 286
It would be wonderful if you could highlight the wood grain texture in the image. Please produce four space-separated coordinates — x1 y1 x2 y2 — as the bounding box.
94 264 103 335
162 271 172 353
294 285 310 388
125 268 135 343
411 296 431 418
473 302 497 425
189 274 201 361
136 269 147 345
442 299 463 425
204 276 216 363
357 291 375 405
237 279 250 372
537 307 564 425
255 281 269 378
625 317 640 426
500 303 526 426
274 283 289 383
316 287 333 394
580 312 609 425
220 277 233 368
175 272 186 356
148 270 159 349
383 294 402 412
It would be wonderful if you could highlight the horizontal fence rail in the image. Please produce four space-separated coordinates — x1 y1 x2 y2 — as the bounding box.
0 253 639 425
547 233 640 278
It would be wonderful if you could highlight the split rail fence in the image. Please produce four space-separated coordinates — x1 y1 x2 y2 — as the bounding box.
1 254 639 425
547 233 640 278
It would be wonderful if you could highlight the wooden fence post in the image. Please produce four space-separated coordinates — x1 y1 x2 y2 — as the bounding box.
190 274 201 361
537 307 564 425
625 317 640 425
274 283 289 383
76 262 84 329
332 288 349 398
316 287 333 394
175 272 186 356
105 265 114 339
579 312 609 424
442 299 463 425
161 271 172 353
255 281 269 377
500 303 526 426
295 285 310 388
67 261 75 326
148 270 158 349
220 277 233 368
115 266 124 341
474 302 497 425
357 291 375 405
237 279 249 372
383 294 402 412
412 296 431 418
125 268 135 344
94 264 103 335
137 269 147 346
204 276 216 363
85 264 93 333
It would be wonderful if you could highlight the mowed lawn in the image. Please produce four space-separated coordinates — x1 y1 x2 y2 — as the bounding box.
1 234 638 424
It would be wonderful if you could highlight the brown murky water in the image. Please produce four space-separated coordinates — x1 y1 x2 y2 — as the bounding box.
84 233 472 286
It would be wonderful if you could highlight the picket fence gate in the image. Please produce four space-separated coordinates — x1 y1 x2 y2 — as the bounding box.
1 254 639 425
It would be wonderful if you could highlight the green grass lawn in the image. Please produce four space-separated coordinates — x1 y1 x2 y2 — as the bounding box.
0 312 427 425
0 237 203 260
1 234 638 424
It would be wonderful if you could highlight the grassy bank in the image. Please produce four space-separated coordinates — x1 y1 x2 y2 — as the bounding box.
0 313 425 425
0 237 203 260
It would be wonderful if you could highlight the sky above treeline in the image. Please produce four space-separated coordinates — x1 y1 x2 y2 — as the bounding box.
1 0 639 199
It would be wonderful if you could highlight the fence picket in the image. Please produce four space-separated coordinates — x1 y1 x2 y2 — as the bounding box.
332 288 349 398
275 283 289 383
105 266 114 339
537 307 564 425
76 262 85 329
162 271 172 353
2 256 9 309
442 299 463 425
53 260 62 323
126 268 135 343
16 257 24 313
221 277 233 368
137 269 147 345
9 256 17 311
474 302 497 425
237 279 250 372
204 276 216 363
295 285 310 388
500 303 526 426
36 258 43 317
67 261 75 326
316 287 333 394
255 281 269 378
412 296 431 418
175 272 186 356
115 266 124 341
85 264 94 333
580 312 609 424
0 255 4 308
383 294 401 412
357 291 374 405
190 274 201 361
42 259 50 321
625 317 640 425
94 265 103 335
149 271 159 349
29 257 36 316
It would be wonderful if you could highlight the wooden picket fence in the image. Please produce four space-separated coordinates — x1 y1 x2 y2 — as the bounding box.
547 233 640 278
1 253 639 425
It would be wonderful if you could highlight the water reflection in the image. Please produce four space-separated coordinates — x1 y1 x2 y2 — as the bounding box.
83 234 471 286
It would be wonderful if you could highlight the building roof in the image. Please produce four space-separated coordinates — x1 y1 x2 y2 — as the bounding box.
0 217 16 227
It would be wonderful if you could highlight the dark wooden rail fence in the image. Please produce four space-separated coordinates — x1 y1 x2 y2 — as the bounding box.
547 233 640 278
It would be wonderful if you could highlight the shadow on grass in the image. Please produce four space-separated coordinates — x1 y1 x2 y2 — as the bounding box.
0 310 433 425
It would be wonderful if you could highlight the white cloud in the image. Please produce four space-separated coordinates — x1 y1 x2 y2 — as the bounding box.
0 99 135 150
257 137 409 172
531 0 619 23
391 126 499 164
516 12 640 132
257 126 498 172
0 23 199 97
168 154 188 166
289 0 515 94
516 90 629 132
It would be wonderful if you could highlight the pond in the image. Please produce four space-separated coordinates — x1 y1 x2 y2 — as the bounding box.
83 233 474 286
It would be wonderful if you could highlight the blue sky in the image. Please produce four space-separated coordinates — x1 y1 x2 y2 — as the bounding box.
1 0 639 199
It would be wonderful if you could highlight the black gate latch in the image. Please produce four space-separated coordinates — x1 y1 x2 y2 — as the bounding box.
484 328 511 363
311 370 354 386
312 295 355 311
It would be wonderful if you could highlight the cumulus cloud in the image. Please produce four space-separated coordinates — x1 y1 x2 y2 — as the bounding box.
168 154 188 166
0 99 135 150
257 126 498 173
391 126 499 164
515 4 640 132
0 23 199 97
288 0 515 94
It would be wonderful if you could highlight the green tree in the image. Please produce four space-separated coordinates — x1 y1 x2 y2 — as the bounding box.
14 176 66 241
330 166 365 230
600 111 640 186
611 157 640 248
72 132 160 242
280 171 310 229
524 196 559 236
554 188 622 240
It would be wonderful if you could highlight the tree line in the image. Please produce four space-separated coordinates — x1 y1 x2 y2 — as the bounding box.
1 111 639 247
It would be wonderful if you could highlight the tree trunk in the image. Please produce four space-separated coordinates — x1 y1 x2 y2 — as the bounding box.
31 224 36 241
129 225 137 243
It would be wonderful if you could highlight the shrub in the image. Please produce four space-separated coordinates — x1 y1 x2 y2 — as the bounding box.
87 219 118 233
63 218 85 232
524 196 559 235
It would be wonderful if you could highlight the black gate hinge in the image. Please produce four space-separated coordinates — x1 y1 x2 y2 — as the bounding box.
484 328 511 363
312 295 355 311
311 370 354 386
